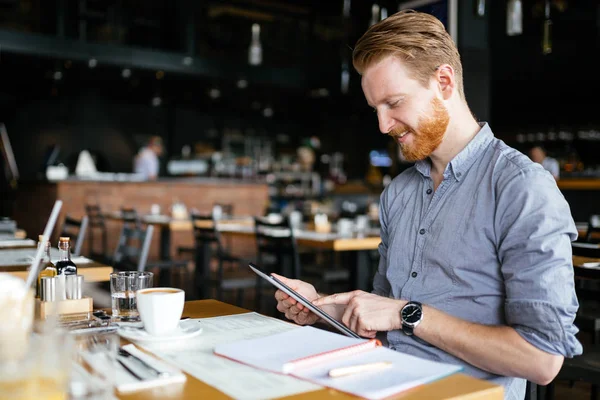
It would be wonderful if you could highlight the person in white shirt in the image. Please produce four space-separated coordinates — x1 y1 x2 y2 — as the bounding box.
134 136 163 180
529 145 560 180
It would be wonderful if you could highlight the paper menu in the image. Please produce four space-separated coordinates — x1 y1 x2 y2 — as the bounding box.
140 313 321 400
214 325 463 400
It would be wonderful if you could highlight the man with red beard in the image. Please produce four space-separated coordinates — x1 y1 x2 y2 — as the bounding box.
273 10 581 400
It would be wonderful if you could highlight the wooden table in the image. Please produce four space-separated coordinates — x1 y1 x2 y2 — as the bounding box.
105 213 381 291
0 247 113 282
118 300 503 400
572 255 600 280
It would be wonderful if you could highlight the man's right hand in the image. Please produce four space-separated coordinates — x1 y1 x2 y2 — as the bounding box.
273 274 320 325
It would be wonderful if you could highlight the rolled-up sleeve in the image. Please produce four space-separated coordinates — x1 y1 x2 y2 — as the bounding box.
373 188 392 297
495 166 582 358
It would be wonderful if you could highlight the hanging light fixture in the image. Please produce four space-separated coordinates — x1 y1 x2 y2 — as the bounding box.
342 0 351 18
370 4 380 26
542 0 552 54
248 23 263 66
380 7 388 20
341 61 350 94
506 0 523 36
475 0 486 17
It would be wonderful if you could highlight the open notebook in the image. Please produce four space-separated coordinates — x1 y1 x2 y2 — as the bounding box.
214 326 462 400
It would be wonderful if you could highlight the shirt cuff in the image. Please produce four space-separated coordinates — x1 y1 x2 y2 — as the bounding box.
506 300 582 358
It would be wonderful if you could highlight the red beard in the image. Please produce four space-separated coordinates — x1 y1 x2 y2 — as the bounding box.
390 97 450 162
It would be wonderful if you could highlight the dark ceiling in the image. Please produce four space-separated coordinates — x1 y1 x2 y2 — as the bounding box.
0 0 418 118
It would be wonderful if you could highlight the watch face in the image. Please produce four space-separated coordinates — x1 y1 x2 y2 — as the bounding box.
402 304 422 324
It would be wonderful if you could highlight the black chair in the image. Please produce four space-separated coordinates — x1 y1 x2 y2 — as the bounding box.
112 224 154 272
85 204 109 262
120 207 141 229
184 213 255 306
544 345 600 400
58 215 89 256
113 224 190 288
254 216 301 279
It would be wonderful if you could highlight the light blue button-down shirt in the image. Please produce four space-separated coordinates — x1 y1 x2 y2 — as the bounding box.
374 123 582 400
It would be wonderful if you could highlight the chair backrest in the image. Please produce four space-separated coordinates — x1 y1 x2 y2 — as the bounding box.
120 207 141 228
191 213 224 252
586 214 600 242
59 215 89 256
112 224 154 272
254 216 300 279
85 204 105 228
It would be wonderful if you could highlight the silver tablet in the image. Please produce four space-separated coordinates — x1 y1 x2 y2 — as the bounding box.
249 262 360 338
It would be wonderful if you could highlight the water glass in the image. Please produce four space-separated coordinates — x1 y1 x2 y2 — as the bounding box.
0 322 74 400
110 271 153 321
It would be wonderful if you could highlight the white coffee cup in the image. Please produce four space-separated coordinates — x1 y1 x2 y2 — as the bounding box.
136 288 185 336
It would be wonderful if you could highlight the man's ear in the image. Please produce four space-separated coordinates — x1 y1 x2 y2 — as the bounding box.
435 64 455 100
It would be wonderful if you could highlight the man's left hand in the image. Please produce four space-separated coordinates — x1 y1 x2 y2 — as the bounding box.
313 291 406 338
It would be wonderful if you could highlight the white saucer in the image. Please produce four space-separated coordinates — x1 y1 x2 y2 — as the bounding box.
118 319 203 343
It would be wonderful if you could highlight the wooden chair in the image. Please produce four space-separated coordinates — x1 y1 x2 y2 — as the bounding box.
185 213 255 306
58 215 89 256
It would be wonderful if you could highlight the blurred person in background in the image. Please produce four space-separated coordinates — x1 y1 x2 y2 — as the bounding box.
529 144 560 180
134 136 163 180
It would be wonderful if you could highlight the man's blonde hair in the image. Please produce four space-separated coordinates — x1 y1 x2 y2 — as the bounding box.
353 10 464 99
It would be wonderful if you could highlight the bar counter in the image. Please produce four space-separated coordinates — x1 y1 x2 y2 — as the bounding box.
14 178 269 259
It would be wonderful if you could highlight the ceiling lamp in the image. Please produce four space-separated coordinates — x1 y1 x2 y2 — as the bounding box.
370 4 380 26
248 24 263 66
506 0 523 36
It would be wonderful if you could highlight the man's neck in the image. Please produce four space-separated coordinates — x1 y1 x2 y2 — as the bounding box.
429 105 482 177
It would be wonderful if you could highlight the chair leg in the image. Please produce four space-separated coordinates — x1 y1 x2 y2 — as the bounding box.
592 384 598 400
544 382 554 400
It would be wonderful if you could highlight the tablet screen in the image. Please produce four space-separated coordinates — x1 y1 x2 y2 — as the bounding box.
249 263 360 338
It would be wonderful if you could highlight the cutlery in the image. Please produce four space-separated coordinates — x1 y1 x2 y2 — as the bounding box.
117 358 144 381
118 348 170 379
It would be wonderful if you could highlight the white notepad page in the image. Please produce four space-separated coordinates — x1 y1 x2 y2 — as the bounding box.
214 325 463 400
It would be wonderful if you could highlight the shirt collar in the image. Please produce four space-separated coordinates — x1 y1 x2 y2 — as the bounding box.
415 122 493 181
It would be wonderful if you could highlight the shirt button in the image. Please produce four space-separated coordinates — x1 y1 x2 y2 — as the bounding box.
411 272 418 278
457 172 462 178
419 228 426 235
426 188 432 195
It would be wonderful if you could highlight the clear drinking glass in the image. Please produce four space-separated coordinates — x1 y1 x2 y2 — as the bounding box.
110 271 153 321
0 322 74 400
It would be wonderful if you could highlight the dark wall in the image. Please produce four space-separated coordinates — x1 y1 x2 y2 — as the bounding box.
490 0 600 134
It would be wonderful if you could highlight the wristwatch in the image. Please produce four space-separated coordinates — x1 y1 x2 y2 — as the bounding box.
400 301 423 336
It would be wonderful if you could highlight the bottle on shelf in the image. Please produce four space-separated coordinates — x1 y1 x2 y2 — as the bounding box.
36 235 57 298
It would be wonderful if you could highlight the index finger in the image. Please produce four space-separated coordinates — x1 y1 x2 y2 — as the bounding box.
312 291 357 307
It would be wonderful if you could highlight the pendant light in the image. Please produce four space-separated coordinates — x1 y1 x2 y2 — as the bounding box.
506 0 523 36
542 0 552 54
370 4 380 26
248 23 263 66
